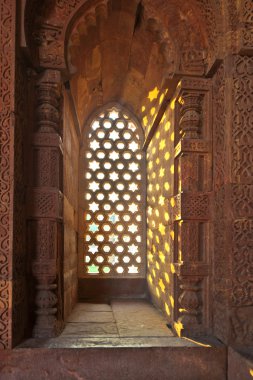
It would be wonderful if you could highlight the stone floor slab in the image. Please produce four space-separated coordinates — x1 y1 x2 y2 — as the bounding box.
67 310 115 323
74 303 112 312
61 322 118 337
111 300 172 337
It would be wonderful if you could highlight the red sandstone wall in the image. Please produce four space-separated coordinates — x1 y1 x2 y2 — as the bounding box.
63 91 79 318
212 57 253 345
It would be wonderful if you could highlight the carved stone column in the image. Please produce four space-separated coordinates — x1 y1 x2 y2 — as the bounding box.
172 78 212 336
28 70 64 338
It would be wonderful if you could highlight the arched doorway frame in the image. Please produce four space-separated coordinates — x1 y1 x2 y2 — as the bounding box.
23 0 213 340
4 0 252 349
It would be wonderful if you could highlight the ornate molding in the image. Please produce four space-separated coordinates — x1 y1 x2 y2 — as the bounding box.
26 0 109 69
175 140 211 157
179 94 203 139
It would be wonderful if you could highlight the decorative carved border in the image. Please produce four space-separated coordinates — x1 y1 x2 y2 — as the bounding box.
0 0 16 349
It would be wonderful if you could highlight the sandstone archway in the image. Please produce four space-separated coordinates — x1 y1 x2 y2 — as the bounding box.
0 0 252 349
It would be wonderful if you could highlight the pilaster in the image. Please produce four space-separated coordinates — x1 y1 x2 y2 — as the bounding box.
172 77 212 336
27 70 64 338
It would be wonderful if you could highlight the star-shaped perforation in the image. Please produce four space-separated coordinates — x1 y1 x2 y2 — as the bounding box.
129 141 139 152
128 203 138 213
109 151 119 161
129 182 138 192
108 254 119 265
89 160 100 171
89 181 100 192
128 244 138 255
129 162 139 172
90 140 100 151
109 213 119 224
109 172 119 181
88 244 99 254
89 223 99 233
128 224 138 234
89 202 99 212
109 234 119 244
109 130 120 141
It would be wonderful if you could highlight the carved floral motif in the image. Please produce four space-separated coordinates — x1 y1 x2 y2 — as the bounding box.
232 55 253 183
0 0 15 349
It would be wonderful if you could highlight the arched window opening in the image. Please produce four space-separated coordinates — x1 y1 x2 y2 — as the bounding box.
79 105 146 278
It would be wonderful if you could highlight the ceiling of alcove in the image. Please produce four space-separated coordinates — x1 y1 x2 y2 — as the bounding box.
65 0 216 134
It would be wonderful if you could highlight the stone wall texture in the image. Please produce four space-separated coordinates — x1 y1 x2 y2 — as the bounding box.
63 91 79 318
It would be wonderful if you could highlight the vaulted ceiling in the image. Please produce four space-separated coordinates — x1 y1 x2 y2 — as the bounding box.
24 0 224 132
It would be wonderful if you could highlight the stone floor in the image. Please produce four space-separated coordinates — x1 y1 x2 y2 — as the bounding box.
18 299 224 350
66 299 173 337
20 299 190 348
4 300 227 379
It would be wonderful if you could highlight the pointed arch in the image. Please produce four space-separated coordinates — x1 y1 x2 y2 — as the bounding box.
78 104 146 279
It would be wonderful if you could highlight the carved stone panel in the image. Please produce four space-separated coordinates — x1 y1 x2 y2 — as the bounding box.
28 189 63 219
174 192 210 221
231 55 253 184
212 55 253 345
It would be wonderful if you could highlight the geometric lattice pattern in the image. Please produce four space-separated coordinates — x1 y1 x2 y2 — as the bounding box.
82 106 146 277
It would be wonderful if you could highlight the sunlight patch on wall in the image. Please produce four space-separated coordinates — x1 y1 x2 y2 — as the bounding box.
146 105 175 317
141 87 168 137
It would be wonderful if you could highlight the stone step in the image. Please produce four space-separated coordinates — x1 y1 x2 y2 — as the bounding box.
0 301 227 379
0 342 226 380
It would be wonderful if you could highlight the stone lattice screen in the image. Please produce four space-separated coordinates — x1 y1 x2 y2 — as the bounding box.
78 106 146 278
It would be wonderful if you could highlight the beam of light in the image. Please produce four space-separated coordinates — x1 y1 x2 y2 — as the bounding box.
183 337 211 348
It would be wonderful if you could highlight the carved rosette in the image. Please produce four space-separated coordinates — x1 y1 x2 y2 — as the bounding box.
173 78 212 337
30 69 64 338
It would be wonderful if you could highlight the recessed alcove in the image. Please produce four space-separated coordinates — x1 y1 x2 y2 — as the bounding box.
60 0 181 338
1 3 252 379
59 95 176 344
23 0 212 345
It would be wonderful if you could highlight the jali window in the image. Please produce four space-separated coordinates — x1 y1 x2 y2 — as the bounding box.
79 105 146 277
